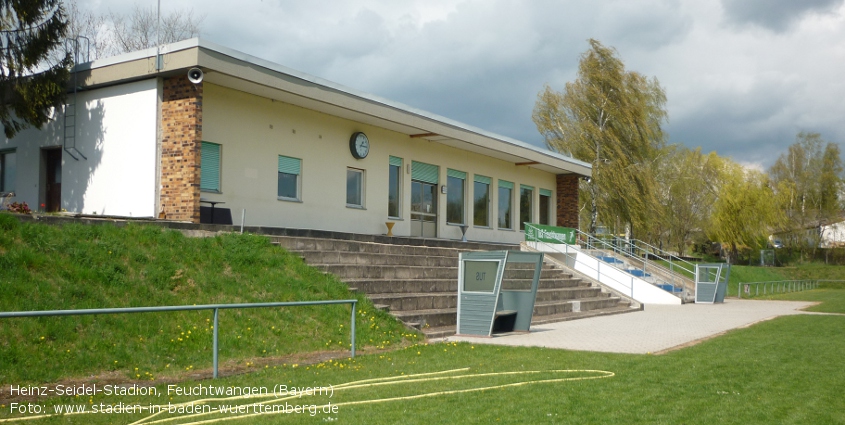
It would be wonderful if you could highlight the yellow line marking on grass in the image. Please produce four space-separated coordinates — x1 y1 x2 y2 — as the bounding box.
0 368 614 424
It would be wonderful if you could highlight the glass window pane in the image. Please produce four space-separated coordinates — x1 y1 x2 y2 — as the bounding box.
388 164 400 217
447 175 464 224
498 186 512 229
278 172 298 199
540 194 551 225
411 181 422 212
520 187 533 230
473 181 489 226
347 169 363 206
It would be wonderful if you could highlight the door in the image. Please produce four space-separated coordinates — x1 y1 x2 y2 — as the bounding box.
411 180 437 237
42 149 62 212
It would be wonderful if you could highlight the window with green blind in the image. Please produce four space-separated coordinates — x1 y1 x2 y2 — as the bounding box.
200 142 221 192
498 180 513 229
388 156 402 217
446 169 466 224
473 175 491 227
278 155 302 200
519 184 534 230
539 189 552 225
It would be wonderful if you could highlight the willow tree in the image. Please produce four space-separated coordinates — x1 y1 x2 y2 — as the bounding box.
658 146 723 255
533 39 667 237
709 162 782 264
0 0 70 138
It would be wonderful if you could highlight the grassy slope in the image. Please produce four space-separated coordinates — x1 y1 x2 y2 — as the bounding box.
0 214 415 385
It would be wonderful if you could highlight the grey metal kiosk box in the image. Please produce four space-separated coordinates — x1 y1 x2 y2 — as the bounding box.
456 251 544 337
695 263 731 304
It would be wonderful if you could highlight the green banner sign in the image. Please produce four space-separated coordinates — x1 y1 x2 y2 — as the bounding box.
524 223 576 244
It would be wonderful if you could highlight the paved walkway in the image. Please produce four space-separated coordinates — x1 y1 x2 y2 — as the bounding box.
441 299 819 354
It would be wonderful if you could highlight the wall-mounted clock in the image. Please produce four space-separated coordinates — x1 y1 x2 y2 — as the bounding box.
349 132 369 159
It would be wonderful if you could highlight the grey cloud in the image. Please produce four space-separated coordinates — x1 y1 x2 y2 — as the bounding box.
721 0 845 32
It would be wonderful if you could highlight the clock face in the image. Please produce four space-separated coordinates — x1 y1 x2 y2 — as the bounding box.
350 132 369 159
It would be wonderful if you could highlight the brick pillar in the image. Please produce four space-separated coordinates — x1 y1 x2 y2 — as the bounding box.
556 174 579 229
160 75 203 222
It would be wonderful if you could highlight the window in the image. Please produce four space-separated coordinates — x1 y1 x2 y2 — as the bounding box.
498 180 513 229
388 156 402 217
278 156 301 200
446 169 466 224
347 168 364 208
200 142 221 192
519 184 534 231
0 150 15 194
473 175 490 227
540 189 552 225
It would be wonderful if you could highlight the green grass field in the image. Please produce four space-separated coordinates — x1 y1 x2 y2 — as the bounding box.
2 296 843 424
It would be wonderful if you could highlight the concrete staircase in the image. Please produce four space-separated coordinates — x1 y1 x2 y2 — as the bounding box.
271 234 638 339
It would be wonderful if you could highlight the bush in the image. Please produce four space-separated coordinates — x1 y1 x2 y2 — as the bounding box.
7 201 32 214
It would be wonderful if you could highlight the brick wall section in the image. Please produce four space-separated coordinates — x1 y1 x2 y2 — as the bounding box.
556 174 579 229
160 76 203 222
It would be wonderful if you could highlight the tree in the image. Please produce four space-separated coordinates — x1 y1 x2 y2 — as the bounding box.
533 39 667 237
657 146 722 255
769 132 844 247
0 0 70 138
709 162 781 264
62 0 204 61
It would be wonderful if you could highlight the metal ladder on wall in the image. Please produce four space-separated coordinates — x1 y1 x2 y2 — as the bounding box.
63 36 90 161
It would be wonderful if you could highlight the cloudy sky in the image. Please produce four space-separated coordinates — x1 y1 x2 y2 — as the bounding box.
78 0 845 169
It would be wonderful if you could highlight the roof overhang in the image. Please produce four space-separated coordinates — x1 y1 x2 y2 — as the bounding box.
73 38 591 177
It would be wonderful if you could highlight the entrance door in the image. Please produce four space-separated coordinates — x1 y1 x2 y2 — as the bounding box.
411 180 437 237
42 149 62 212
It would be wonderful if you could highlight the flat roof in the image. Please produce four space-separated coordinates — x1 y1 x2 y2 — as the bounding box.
75 38 591 177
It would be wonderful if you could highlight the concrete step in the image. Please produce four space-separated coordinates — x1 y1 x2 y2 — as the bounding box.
314 264 574 280
421 304 640 339
295 250 457 267
272 236 516 257
534 287 605 302
369 292 457 311
391 308 458 328
532 295 622 316
529 304 639 326
347 276 587 294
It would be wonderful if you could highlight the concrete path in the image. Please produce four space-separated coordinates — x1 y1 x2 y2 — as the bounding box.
441 299 818 354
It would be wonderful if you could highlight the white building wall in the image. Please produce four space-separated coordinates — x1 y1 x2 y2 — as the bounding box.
1 79 158 217
202 84 561 244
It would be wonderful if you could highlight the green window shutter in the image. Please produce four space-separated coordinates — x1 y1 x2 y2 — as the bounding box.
447 169 466 180
520 184 534 192
499 180 513 190
474 175 491 185
411 161 439 184
278 156 301 175
201 142 220 191
389 156 403 167
540 188 552 197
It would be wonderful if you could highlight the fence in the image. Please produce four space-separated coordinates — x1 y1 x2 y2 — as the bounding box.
737 280 818 298
0 300 357 379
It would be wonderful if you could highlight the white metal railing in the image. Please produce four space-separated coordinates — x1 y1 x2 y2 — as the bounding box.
576 230 694 297
525 241 635 299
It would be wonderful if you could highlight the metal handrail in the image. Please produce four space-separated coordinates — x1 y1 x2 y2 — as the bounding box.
526 241 634 299
0 300 358 379
576 230 695 289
